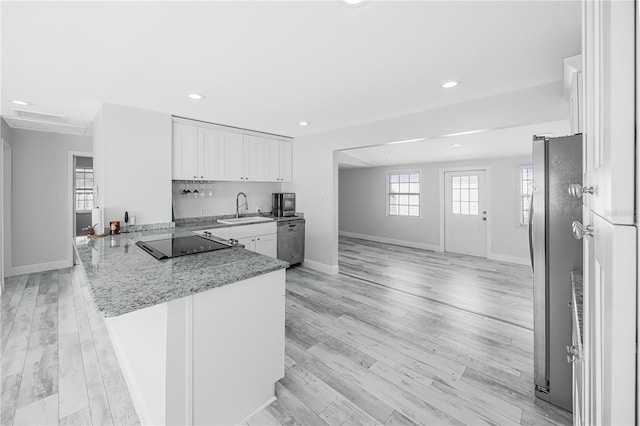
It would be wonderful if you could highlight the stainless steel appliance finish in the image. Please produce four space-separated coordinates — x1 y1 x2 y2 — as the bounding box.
277 218 305 265
530 134 583 412
272 193 296 217
136 234 234 260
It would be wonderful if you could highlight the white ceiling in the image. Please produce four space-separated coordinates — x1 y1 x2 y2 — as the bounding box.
337 119 570 168
1 1 581 138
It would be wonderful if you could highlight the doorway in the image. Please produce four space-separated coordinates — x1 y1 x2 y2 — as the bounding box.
443 169 488 257
73 156 94 238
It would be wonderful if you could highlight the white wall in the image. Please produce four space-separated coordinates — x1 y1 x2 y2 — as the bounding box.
172 181 282 219
93 103 172 228
286 82 569 273
3 122 92 274
339 155 532 263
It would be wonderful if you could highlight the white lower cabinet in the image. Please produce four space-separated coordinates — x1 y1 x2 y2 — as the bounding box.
105 269 286 426
192 270 285 425
255 233 276 257
234 230 276 258
238 236 255 251
200 222 277 258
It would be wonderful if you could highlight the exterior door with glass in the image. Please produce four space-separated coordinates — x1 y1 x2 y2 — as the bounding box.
444 170 487 257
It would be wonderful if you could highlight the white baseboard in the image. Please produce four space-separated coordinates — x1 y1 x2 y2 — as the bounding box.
237 396 277 425
487 253 531 266
6 259 72 277
339 231 442 252
302 259 339 275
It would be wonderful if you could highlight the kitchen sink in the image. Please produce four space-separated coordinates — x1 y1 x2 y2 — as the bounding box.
217 217 274 225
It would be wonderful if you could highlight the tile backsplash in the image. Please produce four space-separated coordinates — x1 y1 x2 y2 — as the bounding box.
172 181 283 219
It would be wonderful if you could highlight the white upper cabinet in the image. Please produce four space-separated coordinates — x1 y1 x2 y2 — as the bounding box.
264 139 292 182
279 141 293 182
172 120 293 183
221 131 244 181
198 127 225 180
172 123 198 180
244 135 268 182
583 0 635 224
265 139 280 182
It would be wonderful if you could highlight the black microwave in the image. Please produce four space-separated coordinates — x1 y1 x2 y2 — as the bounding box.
272 193 295 217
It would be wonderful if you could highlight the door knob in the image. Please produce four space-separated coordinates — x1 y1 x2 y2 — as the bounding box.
568 183 595 198
572 221 594 239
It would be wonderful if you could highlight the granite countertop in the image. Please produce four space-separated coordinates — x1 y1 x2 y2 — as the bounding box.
571 269 583 348
75 228 289 318
175 213 305 232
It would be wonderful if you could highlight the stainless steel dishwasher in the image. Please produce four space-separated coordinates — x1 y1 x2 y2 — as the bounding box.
277 218 305 266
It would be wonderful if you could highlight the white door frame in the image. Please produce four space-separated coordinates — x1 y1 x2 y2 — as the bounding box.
438 166 492 256
68 151 93 266
2 140 11 284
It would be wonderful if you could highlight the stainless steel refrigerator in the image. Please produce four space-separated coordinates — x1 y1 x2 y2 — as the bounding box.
529 134 582 412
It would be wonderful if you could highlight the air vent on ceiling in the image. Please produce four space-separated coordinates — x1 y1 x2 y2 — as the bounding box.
3 116 87 136
14 109 66 123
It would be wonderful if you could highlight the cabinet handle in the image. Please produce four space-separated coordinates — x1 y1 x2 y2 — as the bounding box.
193 175 197 179
572 221 594 239
568 183 595 198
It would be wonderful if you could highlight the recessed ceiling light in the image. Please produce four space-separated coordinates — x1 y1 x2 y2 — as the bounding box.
11 100 31 106
450 143 463 148
442 81 459 89
187 93 205 100
298 121 310 126
344 0 364 4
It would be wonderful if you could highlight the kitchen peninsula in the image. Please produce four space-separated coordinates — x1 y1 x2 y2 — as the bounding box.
75 228 289 425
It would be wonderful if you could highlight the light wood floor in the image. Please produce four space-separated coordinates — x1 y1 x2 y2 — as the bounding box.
1 237 572 425
1 268 139 425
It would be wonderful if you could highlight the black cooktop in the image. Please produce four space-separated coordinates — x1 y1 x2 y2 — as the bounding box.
136 235 232 260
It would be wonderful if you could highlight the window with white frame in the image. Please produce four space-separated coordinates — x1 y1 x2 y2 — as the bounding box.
75 167 94 212
388 171 420 217
520 165 533 226
451 175 479 215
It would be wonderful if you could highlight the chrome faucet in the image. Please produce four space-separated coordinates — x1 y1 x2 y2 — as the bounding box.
236 192 248 218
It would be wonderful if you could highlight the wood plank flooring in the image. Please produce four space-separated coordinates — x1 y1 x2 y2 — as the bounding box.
1 237 571 425
1 268 138 425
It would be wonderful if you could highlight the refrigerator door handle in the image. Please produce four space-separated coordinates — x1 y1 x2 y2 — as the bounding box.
528 192 534 272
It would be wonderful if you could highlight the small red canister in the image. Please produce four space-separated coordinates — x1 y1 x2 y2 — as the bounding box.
109 221 121 235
